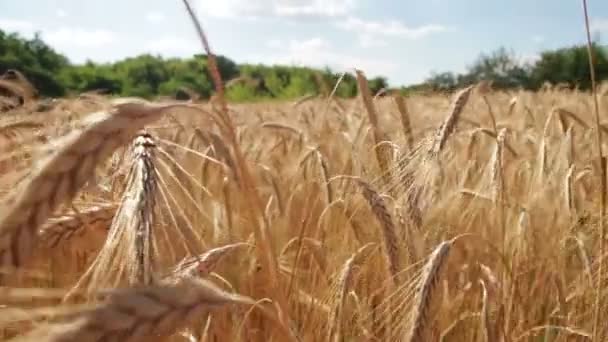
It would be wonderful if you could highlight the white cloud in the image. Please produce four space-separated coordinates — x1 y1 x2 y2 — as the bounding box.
144 36 199 55
262 37 397 78
56 9 68 18
0 19 116 50
43 28 117 48
591 18 608 34
337 16 450 39
359 34 388 48
197 0 355 19
274 0 355 17
145 12 166 23
0 19 35 35
265 39 283 48
532 35 545 44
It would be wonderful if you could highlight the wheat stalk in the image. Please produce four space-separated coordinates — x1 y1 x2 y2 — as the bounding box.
490 128 507 203
479 279 490 342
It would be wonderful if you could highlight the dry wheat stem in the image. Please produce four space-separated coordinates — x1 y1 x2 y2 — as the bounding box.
581 1 607 337
183 1 286 313
0 102 170 272
490 128 506 202
479 280 491 342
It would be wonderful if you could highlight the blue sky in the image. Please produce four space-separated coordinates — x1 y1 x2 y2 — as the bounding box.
1 0 607 85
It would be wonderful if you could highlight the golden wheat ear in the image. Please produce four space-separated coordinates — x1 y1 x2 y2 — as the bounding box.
14 277 255 342
405 239 452 342
431 85 474 155
0 101 173 273
39 203 117 249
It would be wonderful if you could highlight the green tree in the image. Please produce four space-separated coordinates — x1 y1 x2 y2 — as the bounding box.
112 54 170 97
530 43 608 89
60 61 121 94
463 47 532 89
368 76 388 95
0 30 69 96
425 71 458 91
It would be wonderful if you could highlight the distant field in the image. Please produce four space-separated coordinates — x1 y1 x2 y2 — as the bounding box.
0 78 607 341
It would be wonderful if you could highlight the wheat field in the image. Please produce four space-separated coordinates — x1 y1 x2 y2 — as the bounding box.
0 63 608 342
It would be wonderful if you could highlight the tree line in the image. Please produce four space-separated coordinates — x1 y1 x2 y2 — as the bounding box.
1 28 607 102
418 44 608 93
0 29 387 101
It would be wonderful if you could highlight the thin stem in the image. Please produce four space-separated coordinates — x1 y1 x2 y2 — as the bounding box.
581 0 605 339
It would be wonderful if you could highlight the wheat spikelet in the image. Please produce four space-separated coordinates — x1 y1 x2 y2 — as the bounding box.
0 121 44 144
406 239 452 342
471 127 518 158
480 95 498 134
355 179 401 284
393 94 414 151
192 129 238 183
19 277 255 342
432 85 474 155
490 128 507 202
554 107 589 129
261 122 303 139
39 204 118 249
314 149 333 205
355 70 393 184
565 165 575 215
0 101 170 272
507 97 517 116
76 131 161 290
168 242 249 279
292 94 317 107
328 242 375 342
0 70 37 102
128 132 158 285
280 237 327 272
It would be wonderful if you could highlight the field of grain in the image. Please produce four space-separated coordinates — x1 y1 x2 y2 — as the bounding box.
0 68 608 342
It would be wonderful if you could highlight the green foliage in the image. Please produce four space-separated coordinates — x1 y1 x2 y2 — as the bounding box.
3 27 607 102
0 28 361 101
226 83 262 102
530 43 608 89
423 72 458 91
419 44 608 91
0 31 69 96
368 76 388 95
59 62 122 94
